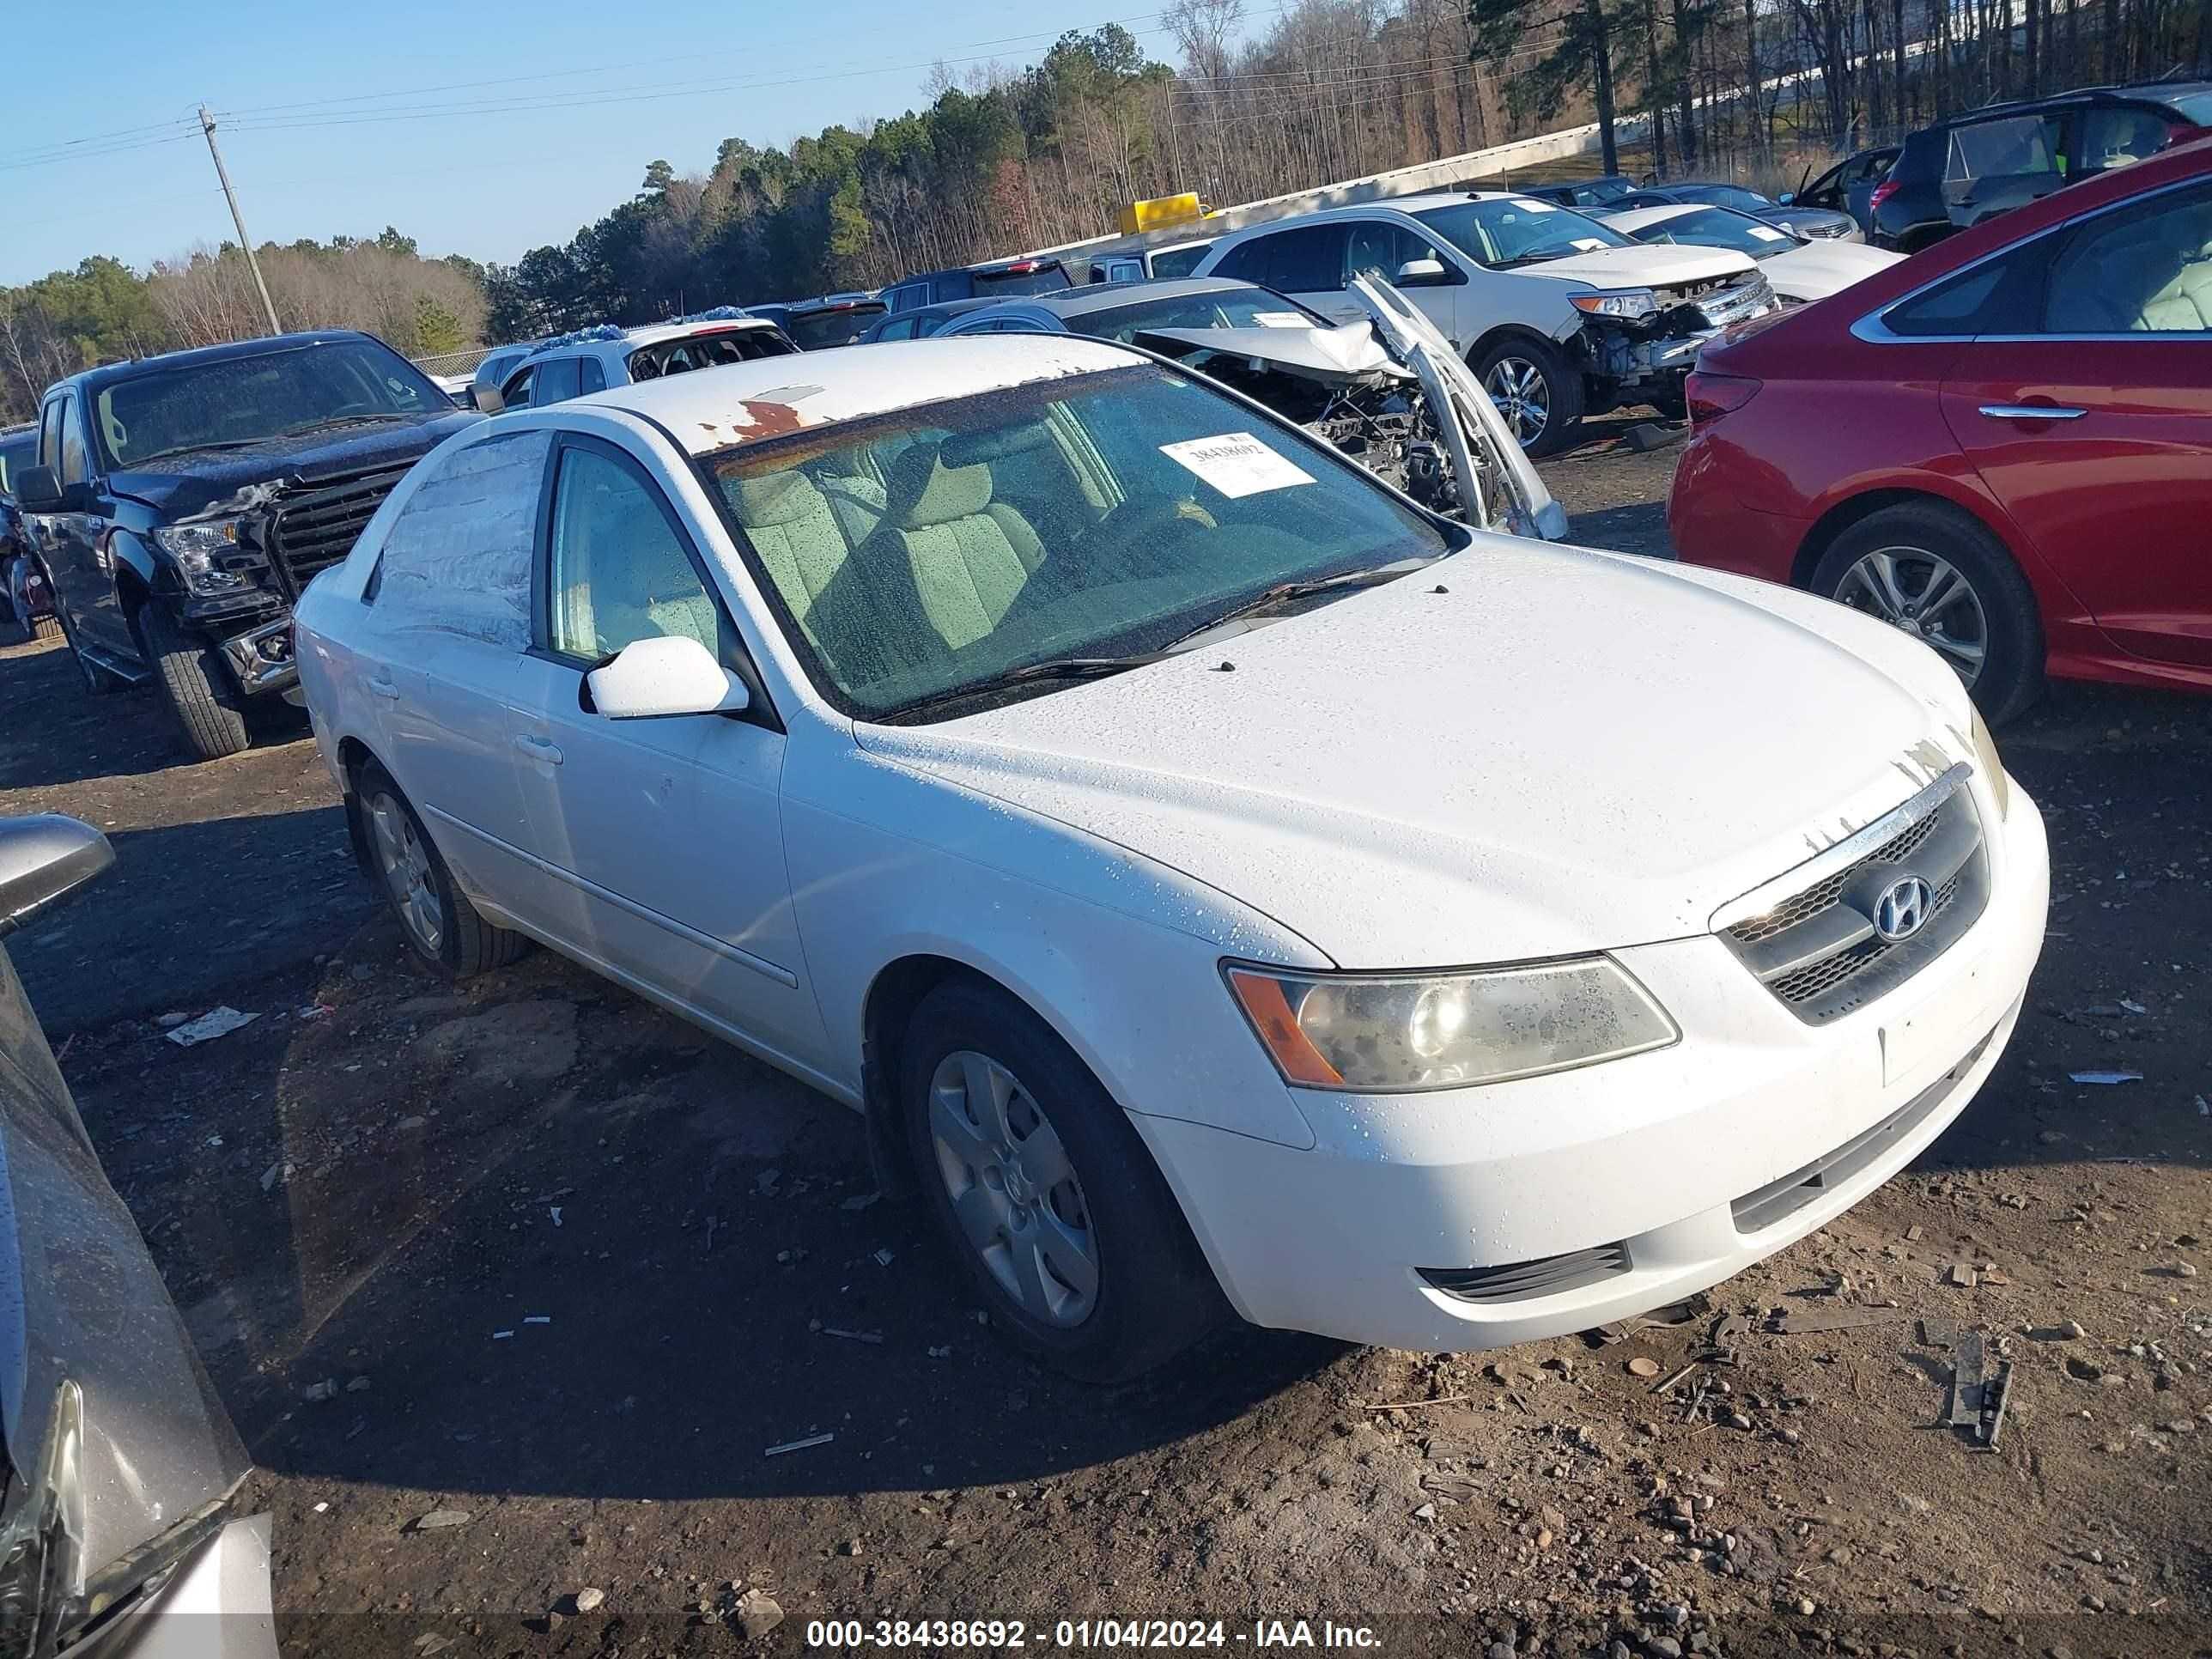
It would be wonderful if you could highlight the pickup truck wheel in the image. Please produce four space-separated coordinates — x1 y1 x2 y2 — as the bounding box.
137 605 250 760
1811 501 2043 726
354 759 530 977
902 979 1224 1382
1475 338 1585 458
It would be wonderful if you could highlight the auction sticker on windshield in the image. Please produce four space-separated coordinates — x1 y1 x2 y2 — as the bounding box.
1749 224 1788 240
1250 312 1310 328
1159 433 1315 498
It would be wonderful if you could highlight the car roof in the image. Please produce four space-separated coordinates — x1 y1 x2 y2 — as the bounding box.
1948 80 2211 122
1018 276 1261 317
53 331 380 394
1207 191 1519 240
570 335 1141 456
520 316 781 368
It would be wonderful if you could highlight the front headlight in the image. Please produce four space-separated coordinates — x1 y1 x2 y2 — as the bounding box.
153 520 250 594
1224 957 1678 1092
1570 288 1662 322
1969 706 2010 820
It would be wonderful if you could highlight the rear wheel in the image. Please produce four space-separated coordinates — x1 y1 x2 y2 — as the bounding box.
901 979 1223 1382
137 604 250 760
1811 501 2043 725
1475 337 1586 458
354 759 530 977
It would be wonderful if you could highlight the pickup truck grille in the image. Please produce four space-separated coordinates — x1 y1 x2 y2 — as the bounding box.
264 465 413 599
1718 767 1987 1024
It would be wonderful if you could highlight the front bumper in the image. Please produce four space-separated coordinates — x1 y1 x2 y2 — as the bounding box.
1136 775 2047 1352
216 618 298 696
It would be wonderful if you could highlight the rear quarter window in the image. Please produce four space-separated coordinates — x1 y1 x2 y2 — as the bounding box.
369 428 554 647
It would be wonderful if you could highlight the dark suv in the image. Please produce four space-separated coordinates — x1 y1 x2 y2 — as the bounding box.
15 331 478 760
878 257 1073 313
1871 82 2210 250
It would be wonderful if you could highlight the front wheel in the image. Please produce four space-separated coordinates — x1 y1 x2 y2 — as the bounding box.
137 604 250 760
1811 501 2043 725
901 979 1223 1382
1475 337 1586 459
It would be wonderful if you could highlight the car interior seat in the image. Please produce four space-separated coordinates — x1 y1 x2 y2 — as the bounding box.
866 440 1045 653
2046 200 2212 332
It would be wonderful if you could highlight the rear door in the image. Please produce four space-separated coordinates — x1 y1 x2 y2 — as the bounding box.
1942 111 2069 231
1939 175 2212 670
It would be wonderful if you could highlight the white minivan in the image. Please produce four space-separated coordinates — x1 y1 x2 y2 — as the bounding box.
295 338 2047 1381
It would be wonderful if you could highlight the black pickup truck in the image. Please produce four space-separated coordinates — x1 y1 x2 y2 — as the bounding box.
15 331 477 760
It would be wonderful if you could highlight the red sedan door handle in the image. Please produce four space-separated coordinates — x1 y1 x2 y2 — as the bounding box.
1978 404 2087 422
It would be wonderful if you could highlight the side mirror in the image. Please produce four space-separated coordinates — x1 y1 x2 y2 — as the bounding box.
13 465 62 513
475 382 507 415
586 635 750 720
0 815 114 939
1778 191 1796 205
1394 257 1453 287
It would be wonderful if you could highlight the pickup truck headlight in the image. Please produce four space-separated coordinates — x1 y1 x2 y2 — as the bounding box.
153 520 250 594
1570 289 1662 322
1970 706 2010 820
1224 957 1677 1091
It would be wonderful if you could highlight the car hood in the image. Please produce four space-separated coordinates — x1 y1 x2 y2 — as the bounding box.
1765 240 1903 301
0 951 249 1577
108 409 478 520
1523 243 1757 289
855 539 1971 967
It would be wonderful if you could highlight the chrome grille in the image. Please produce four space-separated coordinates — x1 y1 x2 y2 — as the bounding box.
1719 765 1987 1024
265 465 413 599
1691 270 1776 329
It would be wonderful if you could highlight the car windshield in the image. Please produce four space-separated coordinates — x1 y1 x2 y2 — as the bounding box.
1679 185 1772 211
708 363 1449 722
1578 176 1636 204
1413 198 1632 267
0 434 34 495
1630 206 1796 258
974 264 1073 297
94 339 442 469
2168 89 2212 122
787 307 883 349
1062 286 1328 343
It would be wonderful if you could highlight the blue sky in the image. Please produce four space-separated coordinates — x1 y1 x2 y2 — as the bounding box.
5 0 1187 285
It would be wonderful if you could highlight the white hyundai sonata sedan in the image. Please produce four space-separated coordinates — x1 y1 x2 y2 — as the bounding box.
295 337 2048 1380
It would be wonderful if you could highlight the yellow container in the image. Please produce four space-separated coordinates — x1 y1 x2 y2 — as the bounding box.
1117 192 1206 235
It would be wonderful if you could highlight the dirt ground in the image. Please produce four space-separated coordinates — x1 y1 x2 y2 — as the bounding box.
5 428 2208 1659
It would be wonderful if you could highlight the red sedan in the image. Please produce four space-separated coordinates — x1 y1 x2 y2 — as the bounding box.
1668 134 2212 723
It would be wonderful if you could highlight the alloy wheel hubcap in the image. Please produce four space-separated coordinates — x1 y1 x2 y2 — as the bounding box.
1833 546 1989 686
927 1049 1098 1328
1483 357 1550 445
366 791 443 953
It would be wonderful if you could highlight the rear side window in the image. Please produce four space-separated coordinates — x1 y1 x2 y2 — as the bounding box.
2043 179 2212 332
2075 105 2176 177
1218 225 1352 292
1150 243 1212 278
1947 115 2063 182
370 428 553 647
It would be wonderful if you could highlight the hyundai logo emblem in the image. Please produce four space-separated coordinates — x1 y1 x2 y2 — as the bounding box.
1873 875 1934 943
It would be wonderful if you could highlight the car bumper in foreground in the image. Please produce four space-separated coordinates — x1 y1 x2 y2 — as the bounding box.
1136 778 2047 1352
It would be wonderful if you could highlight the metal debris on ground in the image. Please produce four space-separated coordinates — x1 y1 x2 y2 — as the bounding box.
1650 1362 1699 1396
2069 1070 2143 1085
763 1431 836 1457
821 1327 884 1345
1948 1331 1986 1431
1771 1306 1910 1335
872 1248 896 1267
1978 1361 2014 1450
166 1006 260 1046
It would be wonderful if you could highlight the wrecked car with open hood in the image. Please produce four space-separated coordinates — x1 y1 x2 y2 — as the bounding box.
15 331 478 761
0 812 277 1657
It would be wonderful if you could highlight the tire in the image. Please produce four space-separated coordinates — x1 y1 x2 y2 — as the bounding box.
353 759 531 978
1474 335 1586 459
901 979 1224 1382
55 605 121 695
1810 501 2043 726
137 603 250 760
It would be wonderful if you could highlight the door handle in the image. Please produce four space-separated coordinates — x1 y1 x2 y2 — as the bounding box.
367 677 400 701
513 734 564 765
1978 404 2087 422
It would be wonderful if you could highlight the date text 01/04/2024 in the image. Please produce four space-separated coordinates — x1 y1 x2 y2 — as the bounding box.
802 1619 1384 1649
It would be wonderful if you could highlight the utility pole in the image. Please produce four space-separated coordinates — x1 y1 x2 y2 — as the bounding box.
198 105 282 337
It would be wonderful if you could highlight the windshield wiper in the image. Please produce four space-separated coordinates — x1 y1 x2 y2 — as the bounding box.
881 653 1168 721
1166 556 1443 650
123 439 267 465
279 413 410 436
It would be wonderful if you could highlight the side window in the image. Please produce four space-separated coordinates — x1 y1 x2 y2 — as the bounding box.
57 395 89 486
1881 246 2044 337
579 356 607 395
372 428 554 647
1948 115 2063 182
1208 237 1271 284
2044 181 2212 333
876 317 918 342
501 367 534 409
1345 220 1404 283
38 400 64 471
1266 224 1352 291
2076 106 2175 178
532 356 584 405
884 283 924 314
546 444 732 664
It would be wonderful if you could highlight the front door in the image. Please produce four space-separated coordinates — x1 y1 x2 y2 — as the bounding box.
1940 177 2212 670
507 434 826 1067
33 393 125 656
